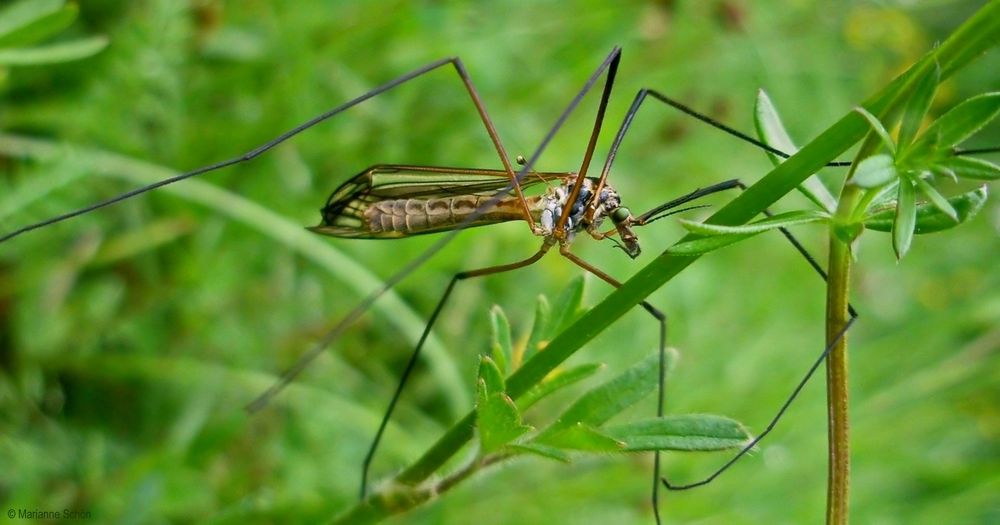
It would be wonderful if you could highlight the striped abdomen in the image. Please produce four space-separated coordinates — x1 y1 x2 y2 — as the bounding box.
364 195 541 235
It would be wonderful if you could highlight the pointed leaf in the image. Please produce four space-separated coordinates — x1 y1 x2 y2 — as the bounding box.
916 92 1000 150
477 379 531 453
936 155 1000 181
892 178 917 259
546 275 585 338
0 35 108 66
854 106 896 154
518 363 604 411
538 351 672 442
0 2 77 48
534 423 624 452
478 356 505 396
898 62 940 148
522 294 551 363
864 185 987 234
677 210 828 236
604 414 751 452
755 89 837 212
489 305 512 375
668 232 757 255
851 153 898 188
0 0 63 41
911 175 958 222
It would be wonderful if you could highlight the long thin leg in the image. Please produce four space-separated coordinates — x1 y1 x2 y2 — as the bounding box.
361 242 553 498
652 179 858 489
554 49 622 234
2 55 536 242
558 246 668 525
244 48 625 412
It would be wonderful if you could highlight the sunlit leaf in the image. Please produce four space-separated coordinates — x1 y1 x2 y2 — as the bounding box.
534 423 623 452
911 175 958 222
677 210 829 236
936 155 1000 181
915 92 1000 150
852 153 898 188
898 62 940 148
854 106 897 154
0 1 76 48
604 415 751 452
754 89 838 212
477 378 531 453
0 35 108 66
865 185 988 234
489 305 512 375
892 178 917 259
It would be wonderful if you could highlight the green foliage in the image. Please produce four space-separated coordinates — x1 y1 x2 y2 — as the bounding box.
0 0 106 67
1 2 997 525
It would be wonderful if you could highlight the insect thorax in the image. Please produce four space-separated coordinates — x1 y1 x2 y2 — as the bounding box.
537 176 622 242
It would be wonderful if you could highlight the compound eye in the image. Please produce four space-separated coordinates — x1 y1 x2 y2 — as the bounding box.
611 207 631 223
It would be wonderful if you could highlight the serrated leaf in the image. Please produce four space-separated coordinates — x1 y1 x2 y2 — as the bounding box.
489 305 512 375
892 178 917 260
522 294 551 363
546 275 585 339
537 351 667 442
508 443 571 462
534 423 624 452
916 93 1000 150
0 35 108 66
678 210 829 236
936 155 1000 181
0 0 63 41
854 106 897 155
518 362 604 411
911 174 958 222
668 232 756 255
754 89 837 213
898 62 940 148
851 153 898 188
0 2 76 48
864 185 987 234
477 379 531 453
478 356 505 396
604 414 751 452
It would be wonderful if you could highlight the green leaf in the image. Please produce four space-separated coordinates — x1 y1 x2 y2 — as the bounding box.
916 92 1000 150
534 423 624 452
911 174 958 222
508 443 571 462
478 356 505 396
522 294 551 363
892 177 917 259
668 232 756 256
854 106 897 155
489 305 512 375
0 1 76 48
518 363 604 411
864 185 988 234
604 415 751 452
0 0 63 41
677 210 829 236
898 62 940 148
754 89 837 213
851 153 898 188
546 276 585 338
537 351 670 441
477 379 531 453
0 35 108 66
754 89 799 165
936 155 1000 181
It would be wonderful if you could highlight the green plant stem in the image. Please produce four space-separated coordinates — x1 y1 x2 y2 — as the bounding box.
825 186 861 525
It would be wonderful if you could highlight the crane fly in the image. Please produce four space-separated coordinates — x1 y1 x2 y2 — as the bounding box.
3 47 857 523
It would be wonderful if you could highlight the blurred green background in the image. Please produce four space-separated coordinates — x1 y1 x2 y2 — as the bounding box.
1 1 997 523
